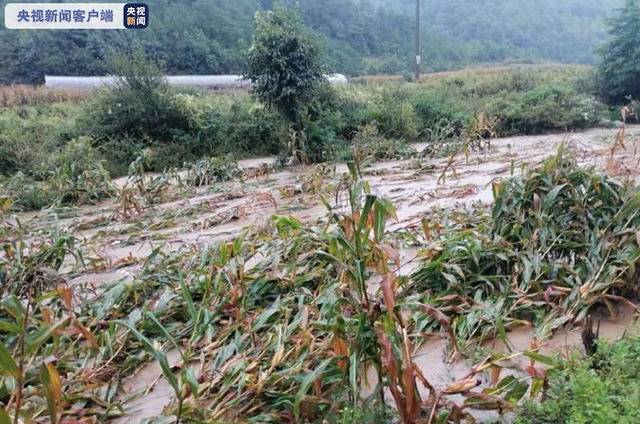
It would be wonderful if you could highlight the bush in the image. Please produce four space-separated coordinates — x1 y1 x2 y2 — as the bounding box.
245 5 329 162
82 53 193 143
0 138 114 210
96 136 147 176
0 103 81 176
90 90 286 174
516 337 640 424
245 5 325 122
194 97 286 157
412 91 469 137
490 84 607 134
372 93 418 140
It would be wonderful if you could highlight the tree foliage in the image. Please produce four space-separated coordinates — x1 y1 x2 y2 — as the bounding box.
598 0 640 103
245 5 325 121
0 0 624 83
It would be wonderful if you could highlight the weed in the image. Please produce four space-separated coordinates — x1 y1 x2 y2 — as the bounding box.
516 336 640 424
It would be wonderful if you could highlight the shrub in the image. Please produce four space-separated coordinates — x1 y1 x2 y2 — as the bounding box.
82 53 193 143
0 138 115 210
373 97 418 140
96 136 147 176
516 337 640 424
329 87 379 139
412 91 469 137
0 103 81 176
209 100 285 156
245 5 325 122
490 84 607 135
245 4 328 162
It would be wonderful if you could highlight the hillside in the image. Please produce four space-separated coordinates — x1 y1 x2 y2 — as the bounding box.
0 0 623 83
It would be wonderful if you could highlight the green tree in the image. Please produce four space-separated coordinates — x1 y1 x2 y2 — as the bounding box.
598 0 640 103
244 5 325 122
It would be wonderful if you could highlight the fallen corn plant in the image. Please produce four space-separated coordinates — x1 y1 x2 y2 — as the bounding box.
437 113 498 185
183 155 242 187
0 162 550 423
0 232 94 424
411 144 640 348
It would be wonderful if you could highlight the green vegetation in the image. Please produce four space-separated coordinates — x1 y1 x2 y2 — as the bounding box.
410 147 640 345
0 137 114 210
83 53 194 143
0 0 623 83
246 6 325 121
0 65 612 210
598 0 640 103
0 164 556 423
184 155 242 186
2 2 640 422
1 144 639 423
245 6 327 162
516 336 640 424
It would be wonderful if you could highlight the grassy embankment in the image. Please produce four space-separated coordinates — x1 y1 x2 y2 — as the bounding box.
0 65 614 211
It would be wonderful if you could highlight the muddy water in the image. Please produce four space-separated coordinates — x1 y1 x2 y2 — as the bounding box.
113 350 183 424
12 125 638 285
118 308 638 424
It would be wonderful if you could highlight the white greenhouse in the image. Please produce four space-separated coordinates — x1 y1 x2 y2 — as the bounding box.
44 74 348 90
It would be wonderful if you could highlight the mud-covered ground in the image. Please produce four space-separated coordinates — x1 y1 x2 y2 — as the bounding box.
6 125 640 422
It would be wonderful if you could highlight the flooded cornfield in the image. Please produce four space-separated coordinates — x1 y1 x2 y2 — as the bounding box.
2 125 640 423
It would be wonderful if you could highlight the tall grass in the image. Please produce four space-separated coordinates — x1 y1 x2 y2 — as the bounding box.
0 85 87 108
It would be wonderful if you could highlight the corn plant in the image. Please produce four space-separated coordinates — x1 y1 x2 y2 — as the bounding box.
183 155 241 187
413 145 640 346
0 233 90 424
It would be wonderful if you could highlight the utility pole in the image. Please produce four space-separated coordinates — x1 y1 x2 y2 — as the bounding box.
415 0 421 82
